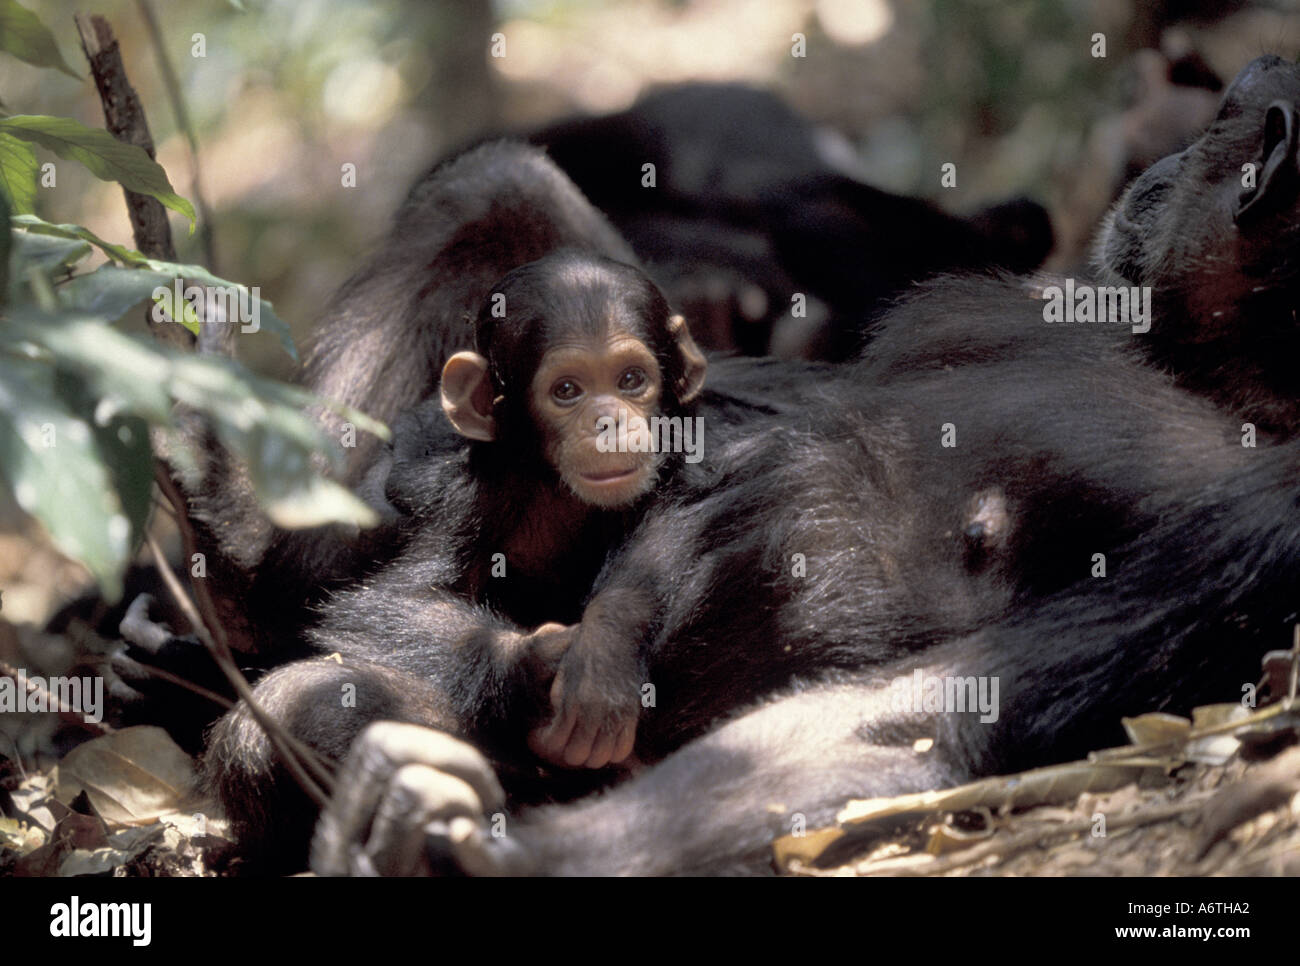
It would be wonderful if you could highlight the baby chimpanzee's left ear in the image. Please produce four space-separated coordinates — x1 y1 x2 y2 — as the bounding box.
668 314 707 403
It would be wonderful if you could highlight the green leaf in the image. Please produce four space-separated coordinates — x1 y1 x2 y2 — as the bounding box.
12 214 148 265
4 309 385 531
12 219 297 359
0 0 81 80
55 371 153 556
0 355 129 600
12 230 91 277
162 352 382 527
5 312 174 422
56 265 176 320
150 287 201 337
0 131 38 213
0 116 196 229
7 229 91 304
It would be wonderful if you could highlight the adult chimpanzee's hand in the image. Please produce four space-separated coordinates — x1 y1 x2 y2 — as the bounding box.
109 594 234 752
311 721 532 876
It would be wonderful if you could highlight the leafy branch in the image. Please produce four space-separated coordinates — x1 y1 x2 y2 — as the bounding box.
0 2 389 600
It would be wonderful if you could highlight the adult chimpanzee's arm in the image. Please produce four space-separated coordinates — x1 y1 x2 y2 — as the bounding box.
312 574 569 752
312 672 963 876
203 587 570 871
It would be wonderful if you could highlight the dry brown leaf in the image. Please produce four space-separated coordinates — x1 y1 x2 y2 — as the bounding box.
924 819 994 856
770 823 843 869
1121 711 1190 747
51 726 196 826
14 811 107 876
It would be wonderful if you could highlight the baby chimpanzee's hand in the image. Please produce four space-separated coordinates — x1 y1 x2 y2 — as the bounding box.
525 621 643 770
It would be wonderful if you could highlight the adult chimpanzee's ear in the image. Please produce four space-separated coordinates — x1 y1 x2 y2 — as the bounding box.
440 351 497 441
667 315 707 403
1236 100 1300 224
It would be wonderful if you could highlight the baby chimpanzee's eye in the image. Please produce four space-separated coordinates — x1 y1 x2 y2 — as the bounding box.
551 379 582 403
619 368 647 392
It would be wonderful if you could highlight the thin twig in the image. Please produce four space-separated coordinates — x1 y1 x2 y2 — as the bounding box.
73 12 190 350
117 658 235 713
144 533 334 803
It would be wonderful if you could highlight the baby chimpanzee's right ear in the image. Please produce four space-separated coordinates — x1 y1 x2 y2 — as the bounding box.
668 315 707 404
440 351 498 441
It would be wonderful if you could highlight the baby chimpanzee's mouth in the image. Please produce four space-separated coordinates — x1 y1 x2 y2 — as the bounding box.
581 467 639 483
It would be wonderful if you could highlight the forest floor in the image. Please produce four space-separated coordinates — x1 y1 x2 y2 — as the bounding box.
803 749 1300 877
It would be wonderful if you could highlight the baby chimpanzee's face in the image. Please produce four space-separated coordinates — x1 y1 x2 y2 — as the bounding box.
529 329 665 508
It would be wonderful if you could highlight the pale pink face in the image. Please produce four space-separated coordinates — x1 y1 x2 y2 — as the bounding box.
530 332 664 508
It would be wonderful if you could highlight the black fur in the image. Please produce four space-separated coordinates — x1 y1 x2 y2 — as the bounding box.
171 58 1300 874
531 83 1054 359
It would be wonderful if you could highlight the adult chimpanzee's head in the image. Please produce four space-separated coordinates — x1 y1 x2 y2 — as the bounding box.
1096 54 1300 348
439 251 707 508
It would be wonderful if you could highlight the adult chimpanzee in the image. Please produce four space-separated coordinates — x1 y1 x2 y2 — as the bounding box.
204 55 1300 876
218 275 1296 875
530 83 1054 359
1096 55 1300 438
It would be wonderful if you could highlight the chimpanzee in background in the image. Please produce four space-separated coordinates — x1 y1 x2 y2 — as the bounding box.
531 84 1055 360
1095 54 1300 438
